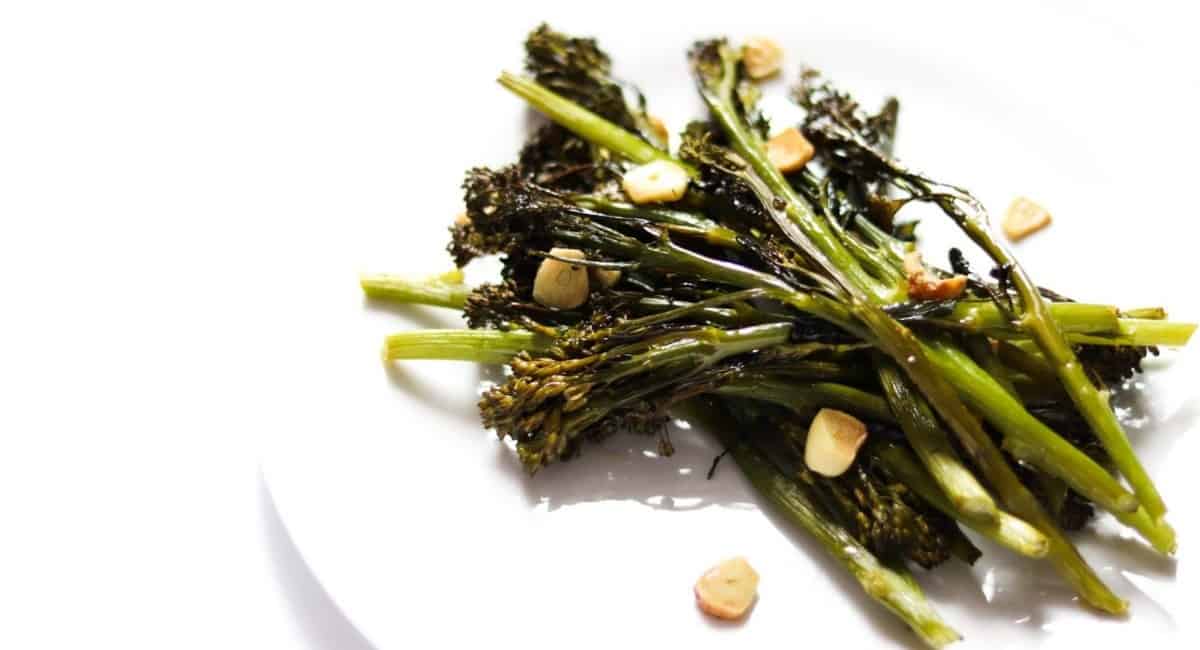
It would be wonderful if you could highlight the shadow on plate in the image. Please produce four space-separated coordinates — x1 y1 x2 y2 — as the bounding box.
493 418 758 512
363 297 460 330
260 474 377 650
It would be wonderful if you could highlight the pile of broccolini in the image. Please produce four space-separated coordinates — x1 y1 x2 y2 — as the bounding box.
361 25 1196 647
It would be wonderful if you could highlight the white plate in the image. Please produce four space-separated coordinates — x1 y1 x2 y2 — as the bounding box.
263 2 1200 647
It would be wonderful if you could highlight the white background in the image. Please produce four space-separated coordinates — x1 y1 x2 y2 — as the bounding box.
1 2 1197 648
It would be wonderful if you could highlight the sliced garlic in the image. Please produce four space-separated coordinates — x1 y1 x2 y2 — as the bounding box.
648 114 670 146
742 37 784 80
912 274 967 301
902 250 925 277
694 557 759 620
766 127 815 174
532 248 589 310
903 251 968 301
1002 197 1051 241
621 160 690 205
804 408 868 477
589 267 621 289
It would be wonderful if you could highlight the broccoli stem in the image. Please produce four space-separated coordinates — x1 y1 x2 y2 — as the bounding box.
994 340 1061 391
548 221 873 338
876 360 999 523
1113 507 1177 555
1001 437 1176 555
551 220 790 291
921 337 1137 516
964 336 1020 397
943 301 1119 336
827 212 906 288
938 299 1193 347
705 414 961 647
1087 319 1196 347
714 376 895 423
497 72 697 176
1120 306 1167 320
943 203 1167 519
382 329 547 364
871 442 1049 559
1032 472 1073 527
867 337 1124 611
360 271 471 309
931 336 1177 551
598 323 795 382
628 297 769 328
567 194 743 249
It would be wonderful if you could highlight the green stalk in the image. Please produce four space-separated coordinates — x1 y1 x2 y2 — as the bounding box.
876 360 998 522
932 335 1177 551
999 438 1176 554
551 219 789 292
966 333 1073 539
943 301 1120 337
942 200 1167 518
922 337 1137 516
679 401 959 648
871 442 1049 559
599 323 794 382
497 72 697 176
931 333 1176 554
741 362 870 384
854 211 910 260
827 212 905 287
382 329 547 364
1032 473 1072 528
550 220 870 338
897 343 1126 612
360 270 470 309
1114 507 1177 555
994 340 1060 391
737 451 962 647
1112 318 1195 347
628 297 773 328
361 269 770 329
714 377 894 423
1121 307 1167 320
964 336 1019 397
567 195 742 249
999 323 1194 348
